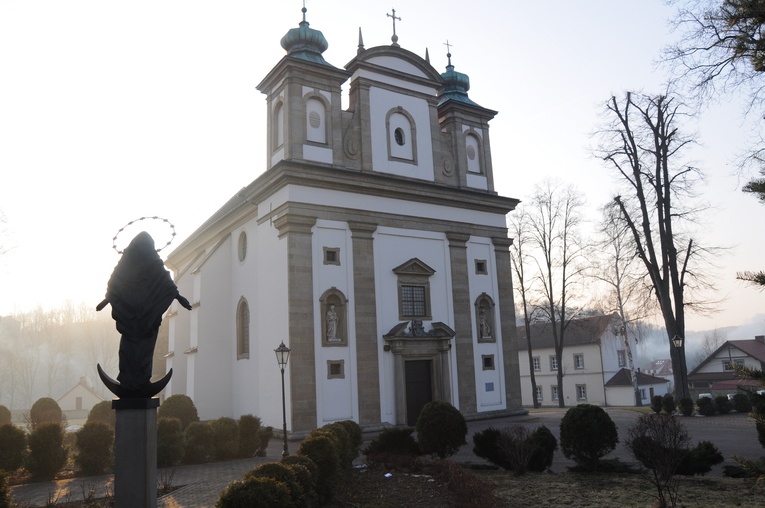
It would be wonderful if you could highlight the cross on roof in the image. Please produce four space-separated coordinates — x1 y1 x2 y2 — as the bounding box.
387 8 401 46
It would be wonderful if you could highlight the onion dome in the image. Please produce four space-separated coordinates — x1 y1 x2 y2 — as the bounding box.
438 52 481 107
280 7 330 65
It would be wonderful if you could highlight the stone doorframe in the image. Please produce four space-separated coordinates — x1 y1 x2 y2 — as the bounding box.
383 321 456 425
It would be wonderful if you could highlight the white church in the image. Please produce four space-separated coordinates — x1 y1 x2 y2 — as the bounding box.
164 7 525 435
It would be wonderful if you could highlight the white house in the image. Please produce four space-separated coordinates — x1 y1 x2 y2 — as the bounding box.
688 335 765 397
163 7 525 434
57 377 104 415
516 314 662 407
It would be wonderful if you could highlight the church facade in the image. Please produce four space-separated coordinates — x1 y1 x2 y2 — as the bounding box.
164 10 524 434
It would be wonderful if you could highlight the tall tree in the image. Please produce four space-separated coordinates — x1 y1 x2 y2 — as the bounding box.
510 206 540 408
591 203 650 406
738 166 765 287
526 180 587 407
596 92 714 399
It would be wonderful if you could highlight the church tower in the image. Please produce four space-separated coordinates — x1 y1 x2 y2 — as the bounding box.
256 6 351 168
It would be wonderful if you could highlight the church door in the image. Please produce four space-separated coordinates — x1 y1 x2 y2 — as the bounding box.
405 360 433 426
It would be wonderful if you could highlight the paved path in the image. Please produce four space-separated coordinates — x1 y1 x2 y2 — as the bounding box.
10 408 762 507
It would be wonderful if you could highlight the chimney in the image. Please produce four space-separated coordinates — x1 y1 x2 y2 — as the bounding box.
756 335 765 344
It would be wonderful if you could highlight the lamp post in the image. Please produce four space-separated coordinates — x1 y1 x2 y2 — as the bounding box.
672 335 690 399
274 341 291 457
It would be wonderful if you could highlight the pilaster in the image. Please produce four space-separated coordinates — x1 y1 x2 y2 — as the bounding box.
493 236 522 409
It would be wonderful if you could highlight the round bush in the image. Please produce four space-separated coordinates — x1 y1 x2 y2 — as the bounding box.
30 397 62 430
322 423 353 468
246 462 305 508
679 397 694 416
157 417 184 467
733 393 752 413
283 462 317 508
335 420 363 456
0 406 11 426
297 433 341 504
675 440 724 476
662 394 676 414
527 425 558 472
26 422 67 479
416 400 467 459
472 427 508 469
238 414 262 458
715 395 732 415
75 422 114 475
559 404 618 469
364 427 419 457
697 397 716 416
0 424 26 473
255 426 274 456
212 417 240 461
216 476 290 508
184 421 214 464
87 400 115 427
651 395 663 414
158 394 199 430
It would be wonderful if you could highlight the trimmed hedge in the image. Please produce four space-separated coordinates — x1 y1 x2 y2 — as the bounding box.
184 421 214 464
238 414 262 458
559 404 618 470
26 422 67 479
158 394 199 430
679 397 694 416
157 417 184 467
246 462 305 507
30 397 62 430
212 417 240 461
697 397 716 416
364 426 419 458
87 400 115 427
75 422 114 475
416 400 467 459
297 433 341 504
0 424 26 473
215 476 290 508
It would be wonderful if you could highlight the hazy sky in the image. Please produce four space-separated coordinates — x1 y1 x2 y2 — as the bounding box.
1 1 763 336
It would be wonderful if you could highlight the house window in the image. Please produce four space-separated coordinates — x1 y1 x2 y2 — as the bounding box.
549 356 558 371
327 360 345 379
482 354 495 371
551 386 559 401
639 388 647 400
574 354 584 370
323 247 340 266
576 384 587 401
236 298 250 360
723 359 745 371
617 350 626 367
76 397 82 410
532 356 541 372
535 386 543 402
394 258 434 320
238 231 247 262
475 259 487 275
386 109 416 162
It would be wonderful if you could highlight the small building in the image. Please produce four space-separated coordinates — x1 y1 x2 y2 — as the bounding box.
644 358 674 392
604 368 670 405
688 335 765 398
517 313 643 407
57 377 104 418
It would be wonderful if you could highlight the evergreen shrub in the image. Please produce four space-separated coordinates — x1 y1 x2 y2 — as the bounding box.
26 422 67 479
662 394 676 414
679 397 694 416
256 426 274 456
559 404 618 470
651 395 663 414
282 462 317 508
86 400 115 427
29 397 62 430
0 406 11 426
282 454 319 488
157 417 184 467
0 470 11 508
322 423 353 468
697 396 716 416
363 426 420 458
732 393 752 413
238 414 262 458
216 476 290 508
246 462 305 508
472 425 557 474
157 394 199 430
416 400 467 459
527 425 558 472
0 424 26 473
297 432 341 504
212 417 240 461
184 421 214 464
715 395 732 415
74 422 114 475
676 440 724 475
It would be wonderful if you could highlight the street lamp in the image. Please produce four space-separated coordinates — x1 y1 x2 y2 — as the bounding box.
274 341 291 457
672 335 690 399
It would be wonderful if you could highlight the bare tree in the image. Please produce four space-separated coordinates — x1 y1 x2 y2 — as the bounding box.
596 91 716 399
526 180 588 407
510 206 540 408
592 202 652 406
694 328 728 365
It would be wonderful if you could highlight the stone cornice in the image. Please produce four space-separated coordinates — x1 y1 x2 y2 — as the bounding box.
272 213 317 238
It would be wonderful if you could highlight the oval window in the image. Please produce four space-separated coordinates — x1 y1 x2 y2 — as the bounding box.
238 231 247 262
394 127 405 146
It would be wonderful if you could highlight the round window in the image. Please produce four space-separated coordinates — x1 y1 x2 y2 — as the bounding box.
238 231 247 262
466 145 476 160
394 127 405 146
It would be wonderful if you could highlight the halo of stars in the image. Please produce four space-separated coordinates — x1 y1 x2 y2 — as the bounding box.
112 216 176 254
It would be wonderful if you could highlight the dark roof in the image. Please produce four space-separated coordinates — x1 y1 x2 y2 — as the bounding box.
689 337 765 376
644 359 673 376
710 379 761 390
516 313 618 350
605 368 670 387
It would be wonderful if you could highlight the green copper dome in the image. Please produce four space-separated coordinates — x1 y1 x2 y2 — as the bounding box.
280 8 330 65
438 53 480 108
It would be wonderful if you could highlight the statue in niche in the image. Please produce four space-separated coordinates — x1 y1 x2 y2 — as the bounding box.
96 231 192 398
479 308 492 339
326 304 339 342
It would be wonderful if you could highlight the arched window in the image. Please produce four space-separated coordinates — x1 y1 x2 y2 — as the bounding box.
273 102 284 150
305 97 327 144
236 298 250 359
466 133 482 174
237 231 247 262
386 109 416 161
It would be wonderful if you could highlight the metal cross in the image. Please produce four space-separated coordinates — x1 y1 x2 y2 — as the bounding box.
444 40 453 65
387 8 401 37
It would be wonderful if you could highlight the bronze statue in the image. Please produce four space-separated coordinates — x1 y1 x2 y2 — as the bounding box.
97 231 191 398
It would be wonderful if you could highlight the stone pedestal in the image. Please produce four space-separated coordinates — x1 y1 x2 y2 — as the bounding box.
112 397 160 508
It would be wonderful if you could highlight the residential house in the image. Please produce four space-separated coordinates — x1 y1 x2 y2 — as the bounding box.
57 377 104 419
516 314 665 406
688 335 765 397
644 358 674 392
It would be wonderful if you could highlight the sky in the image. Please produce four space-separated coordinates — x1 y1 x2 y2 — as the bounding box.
1 1 764 339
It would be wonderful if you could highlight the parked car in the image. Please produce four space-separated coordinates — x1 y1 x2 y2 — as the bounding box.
727 393 737 400
697 393 713 400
